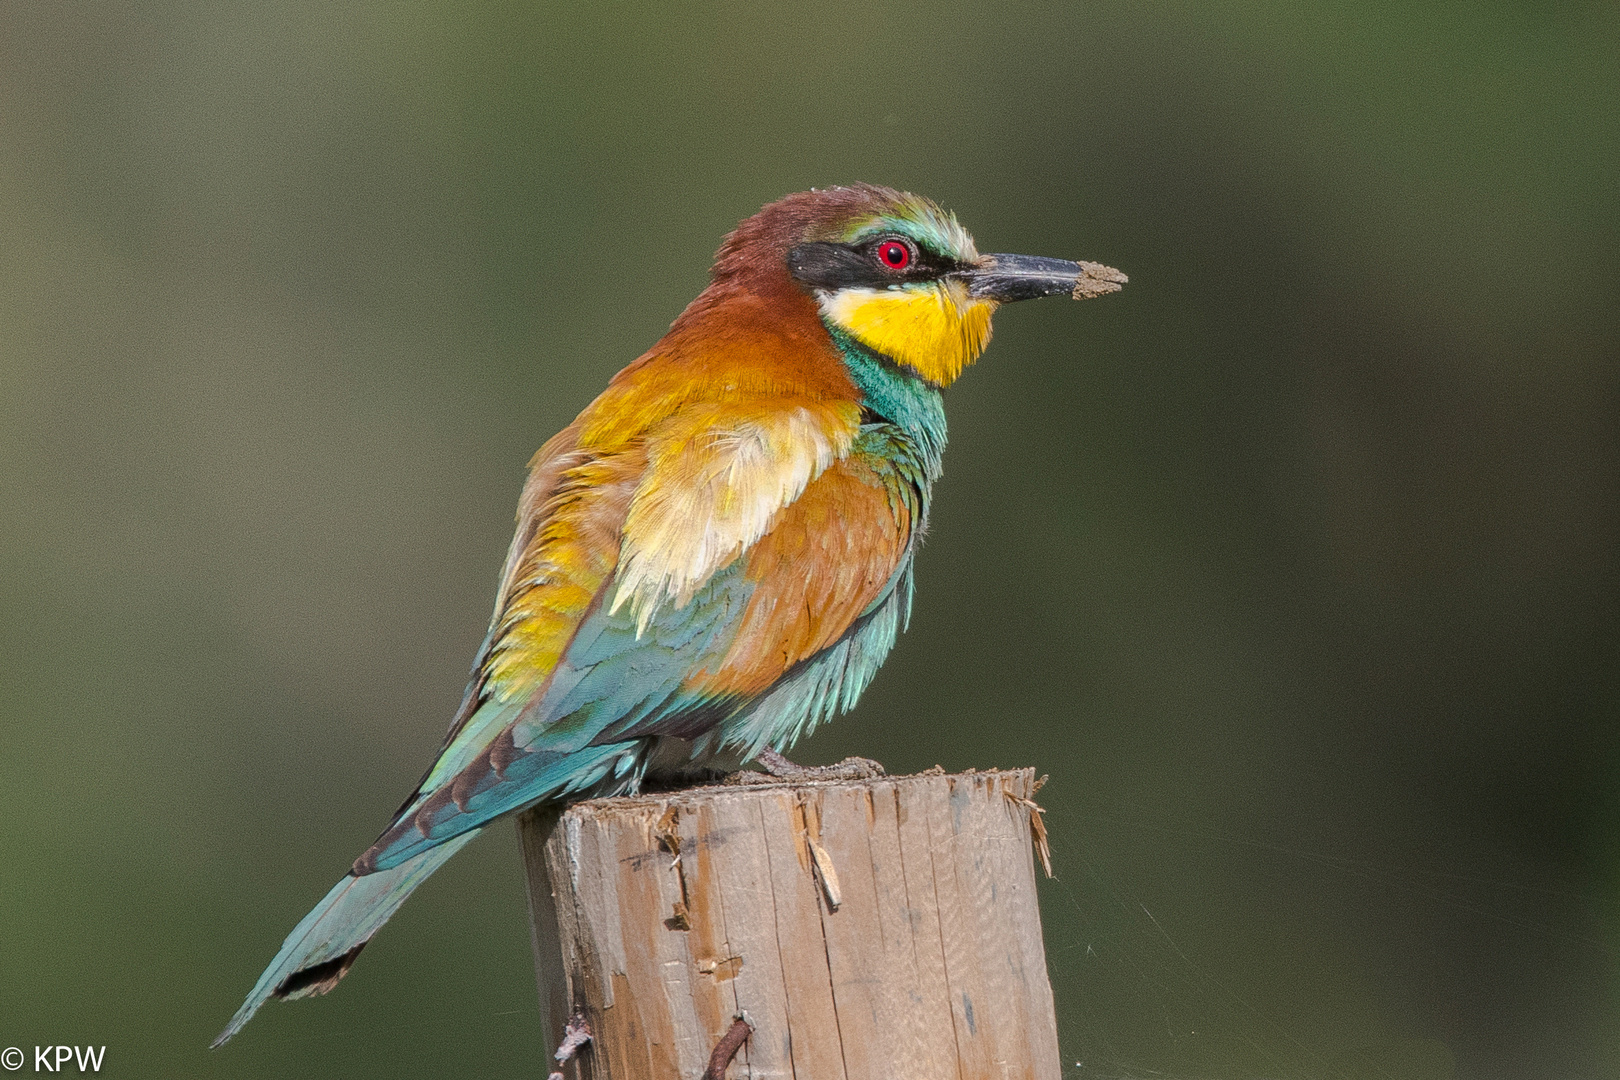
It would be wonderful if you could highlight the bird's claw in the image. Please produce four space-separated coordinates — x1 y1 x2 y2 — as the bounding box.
726 748 887 784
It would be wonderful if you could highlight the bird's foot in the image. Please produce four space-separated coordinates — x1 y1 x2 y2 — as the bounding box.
764 749 887 781
726 747 887 785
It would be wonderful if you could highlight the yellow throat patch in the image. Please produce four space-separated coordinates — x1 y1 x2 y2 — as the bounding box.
819 279 995 387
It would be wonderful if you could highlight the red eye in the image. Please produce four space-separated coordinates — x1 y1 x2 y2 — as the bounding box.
876 240 912 270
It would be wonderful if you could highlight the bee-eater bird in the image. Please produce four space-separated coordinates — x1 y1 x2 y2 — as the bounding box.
215 183 1123 1046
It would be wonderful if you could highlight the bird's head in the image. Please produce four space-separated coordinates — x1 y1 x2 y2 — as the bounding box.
708 183 1125 387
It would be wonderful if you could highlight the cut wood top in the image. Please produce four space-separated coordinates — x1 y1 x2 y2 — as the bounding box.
521 766 1060 1080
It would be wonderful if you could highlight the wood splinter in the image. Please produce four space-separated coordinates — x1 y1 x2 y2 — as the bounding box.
806 832 843 911
1005 775 1053 878
704 1015 754 1080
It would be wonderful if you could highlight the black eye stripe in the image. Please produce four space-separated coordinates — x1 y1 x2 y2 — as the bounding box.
787 238 962 291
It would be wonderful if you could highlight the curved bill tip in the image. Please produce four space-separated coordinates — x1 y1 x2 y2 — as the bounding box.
961 253 1128 303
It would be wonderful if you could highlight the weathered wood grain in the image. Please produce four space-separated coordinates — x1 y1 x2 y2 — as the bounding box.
517 768 1059 1080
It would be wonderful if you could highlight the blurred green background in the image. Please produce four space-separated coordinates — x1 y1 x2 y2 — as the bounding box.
2 1 1615 1077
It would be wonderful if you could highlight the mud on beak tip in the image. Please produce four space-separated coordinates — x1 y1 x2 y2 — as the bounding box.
964 253 1128 303
1071 261 1128 300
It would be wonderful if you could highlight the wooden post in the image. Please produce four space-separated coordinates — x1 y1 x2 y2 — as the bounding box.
516 767 1060 1079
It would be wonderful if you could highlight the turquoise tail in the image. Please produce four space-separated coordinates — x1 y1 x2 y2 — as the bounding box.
212 829 481 1047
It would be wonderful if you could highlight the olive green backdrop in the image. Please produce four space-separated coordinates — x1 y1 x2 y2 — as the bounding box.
1 2 1615 1077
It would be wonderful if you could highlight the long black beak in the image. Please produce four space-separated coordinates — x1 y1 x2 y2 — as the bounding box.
957 253 1127 303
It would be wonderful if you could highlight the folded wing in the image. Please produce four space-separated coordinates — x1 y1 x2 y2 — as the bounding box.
353 398 926 873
